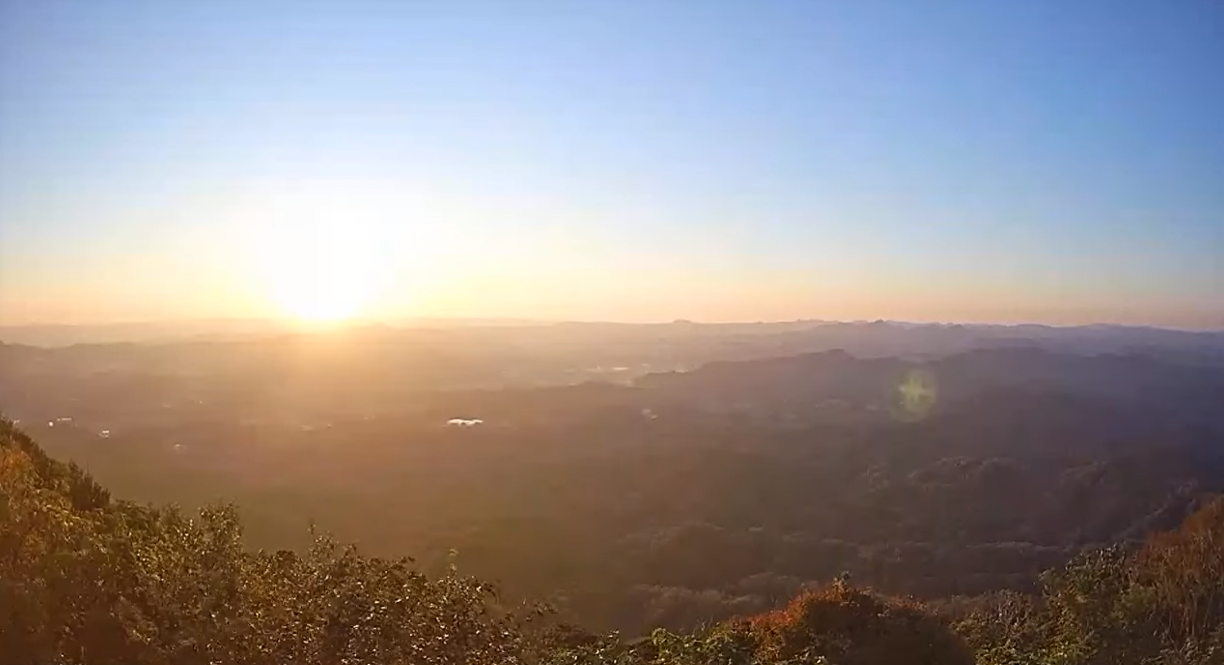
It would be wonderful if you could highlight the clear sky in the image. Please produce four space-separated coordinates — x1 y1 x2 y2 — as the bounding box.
1 0 1221 328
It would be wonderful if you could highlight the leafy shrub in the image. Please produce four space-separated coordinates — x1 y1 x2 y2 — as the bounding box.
959 496 1224 665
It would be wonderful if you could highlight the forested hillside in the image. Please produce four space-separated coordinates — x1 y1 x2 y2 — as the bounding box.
4 418 1224 663
6 345 1224 634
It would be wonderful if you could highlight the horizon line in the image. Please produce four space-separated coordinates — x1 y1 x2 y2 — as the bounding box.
1 316 1221 335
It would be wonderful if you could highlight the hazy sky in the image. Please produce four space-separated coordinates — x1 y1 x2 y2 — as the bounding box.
1 0 1221 327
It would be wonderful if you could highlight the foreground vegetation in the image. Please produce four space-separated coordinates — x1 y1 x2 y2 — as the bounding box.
3 418 1222 664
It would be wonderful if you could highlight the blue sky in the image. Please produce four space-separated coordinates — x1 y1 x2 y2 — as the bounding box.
1 0 1221 326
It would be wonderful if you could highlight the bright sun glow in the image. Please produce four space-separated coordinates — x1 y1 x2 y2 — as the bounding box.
238 181 470 324
252 215 381 324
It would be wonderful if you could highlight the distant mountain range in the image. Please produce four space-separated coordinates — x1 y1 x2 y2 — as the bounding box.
3 318 1222 358
636 346 1224 426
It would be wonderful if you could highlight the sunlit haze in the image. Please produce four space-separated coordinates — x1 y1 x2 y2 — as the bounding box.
4 4 1224 654
1 1 1221 328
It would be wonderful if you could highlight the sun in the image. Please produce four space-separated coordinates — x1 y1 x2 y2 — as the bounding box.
252 218 380 324
274 267 369 323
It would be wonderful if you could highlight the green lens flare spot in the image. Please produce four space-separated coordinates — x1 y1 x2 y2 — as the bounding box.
896 368 938 420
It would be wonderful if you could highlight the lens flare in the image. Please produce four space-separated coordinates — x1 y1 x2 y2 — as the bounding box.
895 368 938 421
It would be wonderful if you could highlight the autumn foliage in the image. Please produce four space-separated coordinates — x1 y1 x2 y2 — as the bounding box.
959 496 1224 665
744 581 974 665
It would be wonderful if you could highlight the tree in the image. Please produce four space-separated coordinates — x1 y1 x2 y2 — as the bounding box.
959 496 1224 665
